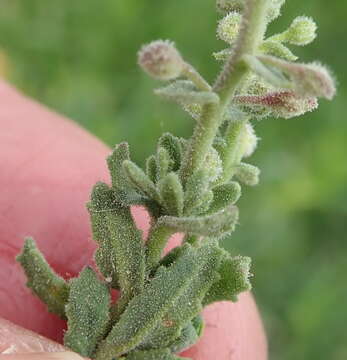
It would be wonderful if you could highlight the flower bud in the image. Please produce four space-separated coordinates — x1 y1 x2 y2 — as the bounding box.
257 55 336 100
283 16 317 46
235 91 318 119
266 0 286 23
240 123 258 157
234 163 260 186
216 0 244 13
217 12 242 44
138 40 185 81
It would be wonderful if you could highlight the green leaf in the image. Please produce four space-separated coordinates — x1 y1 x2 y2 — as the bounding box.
16 238 69 319
96 244 221 358
183 169 210 215
64 267 110 357
169 320 199 353
125 348 186 360
107 143 132 191
158 205 239 238
146 155 159 183
105 204 146 317
203 251 252 305
123 160 161 203
87 182 120 288
158 133 183 172
207 181 241 214
140 244 221 351
156 147 172 180
234 163 260 186
158 172 184 216
155 80 219 106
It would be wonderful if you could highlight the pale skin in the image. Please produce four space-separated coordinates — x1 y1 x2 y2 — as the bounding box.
0 81 267 360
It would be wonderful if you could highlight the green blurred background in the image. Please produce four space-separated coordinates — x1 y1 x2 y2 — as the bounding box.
0 0 346 358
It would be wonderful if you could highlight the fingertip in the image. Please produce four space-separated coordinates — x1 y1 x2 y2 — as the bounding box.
0 352 84 360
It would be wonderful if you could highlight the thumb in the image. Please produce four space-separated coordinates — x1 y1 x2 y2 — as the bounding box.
0 318 81 360
0 354 83 360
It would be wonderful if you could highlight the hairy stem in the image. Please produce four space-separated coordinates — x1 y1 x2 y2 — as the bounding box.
182 63 212 91
180 0 270 184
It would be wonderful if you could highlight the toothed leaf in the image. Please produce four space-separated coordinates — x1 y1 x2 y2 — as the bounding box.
203 252 252 305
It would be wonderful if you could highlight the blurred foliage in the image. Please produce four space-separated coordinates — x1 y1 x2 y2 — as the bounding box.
0 0 346 359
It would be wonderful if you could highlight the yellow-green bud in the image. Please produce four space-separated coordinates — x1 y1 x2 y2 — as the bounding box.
284 16 317 46
216 0 243 14
217 12 242 44
138 40 185 81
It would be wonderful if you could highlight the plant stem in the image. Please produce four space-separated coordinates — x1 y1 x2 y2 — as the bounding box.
182 63 212 91
180 0 270 184
146 224 175 271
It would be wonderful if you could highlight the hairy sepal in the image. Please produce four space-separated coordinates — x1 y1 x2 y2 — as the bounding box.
96 244 222 358
16 238 69 319
64 267 111 357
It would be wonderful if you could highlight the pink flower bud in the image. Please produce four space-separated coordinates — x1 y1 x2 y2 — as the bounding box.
235 91 318 119
138 40 185 81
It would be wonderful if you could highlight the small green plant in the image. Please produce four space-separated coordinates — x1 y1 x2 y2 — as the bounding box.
17 1 335 359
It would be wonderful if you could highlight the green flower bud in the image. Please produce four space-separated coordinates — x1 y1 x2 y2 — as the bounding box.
240 123 258 158
205 147 223 182
216 0 243 13
283 16 317 46
217 12 242 44
266 0 286 23
234 163 260 186
138 40 185 81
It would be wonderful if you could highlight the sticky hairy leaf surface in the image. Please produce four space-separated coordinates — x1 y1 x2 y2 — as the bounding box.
16 238 69 319
158 205 239 238
96 244 221 358
64 267 111 357
203 251 252 305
